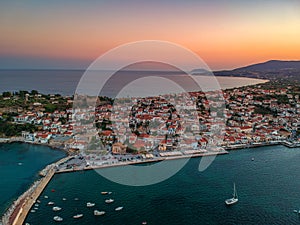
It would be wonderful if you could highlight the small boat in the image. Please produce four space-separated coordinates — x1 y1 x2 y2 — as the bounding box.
115 206 123 211
62 198 67 201
142 222 147 225
36 200 41 203
293 209 298 213
105 199 114 203
48 201 55 205
108 192 112 194
34 207 38 210
53 216 63 222
251 157 255 161
225 183 238 206
30 209 35 213
87 202 95 207
51 189 56 192
101 192 108 195
73 214 83 219
52 206 62 211
34 203 39 207
25 223 30 225
74 198 79 201
94 210 105 216
44 195 49 199
18 162 23 166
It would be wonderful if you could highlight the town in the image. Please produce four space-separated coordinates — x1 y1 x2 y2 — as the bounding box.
1 81 300 161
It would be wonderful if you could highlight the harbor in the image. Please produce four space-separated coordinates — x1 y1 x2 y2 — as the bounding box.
2 140 300 225
22 145 300 225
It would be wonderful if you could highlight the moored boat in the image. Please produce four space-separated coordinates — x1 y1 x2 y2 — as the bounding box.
52 206 62 211
94 210 105 216
115 206 123 211
48 201 55 205
87 202 95 207
105 199 114 203
225 183 238 206
53 216 63 222
73 214 83 219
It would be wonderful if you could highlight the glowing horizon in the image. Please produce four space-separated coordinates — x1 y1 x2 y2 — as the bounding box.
0 0 299 70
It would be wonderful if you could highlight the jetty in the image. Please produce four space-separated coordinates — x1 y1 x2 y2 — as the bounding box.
1 156 71 225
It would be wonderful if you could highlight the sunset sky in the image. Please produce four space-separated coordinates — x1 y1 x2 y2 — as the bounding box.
0 0 300 70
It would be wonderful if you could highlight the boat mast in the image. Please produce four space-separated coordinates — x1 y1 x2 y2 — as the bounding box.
233 183 237 198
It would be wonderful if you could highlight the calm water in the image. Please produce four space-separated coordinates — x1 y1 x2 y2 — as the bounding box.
0 70 267 97
0 143 65 215
25 145 300 225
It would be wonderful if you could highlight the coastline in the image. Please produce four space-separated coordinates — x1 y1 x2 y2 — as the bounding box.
0 137 70 154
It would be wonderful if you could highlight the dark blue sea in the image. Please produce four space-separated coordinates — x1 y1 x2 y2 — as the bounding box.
0 143 66 215
24 145 300 225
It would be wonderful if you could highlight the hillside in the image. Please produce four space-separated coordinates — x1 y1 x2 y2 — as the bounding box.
213 60 300 81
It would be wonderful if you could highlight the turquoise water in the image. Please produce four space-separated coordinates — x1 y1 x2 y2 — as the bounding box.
0 143 66 215
25 145 300 225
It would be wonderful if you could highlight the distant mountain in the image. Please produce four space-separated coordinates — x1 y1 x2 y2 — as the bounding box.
234 60 300 72
213 60 300 81
190 68 211 75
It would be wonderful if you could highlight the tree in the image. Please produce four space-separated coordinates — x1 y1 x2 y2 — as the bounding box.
31 90 39 95
2 92 11 98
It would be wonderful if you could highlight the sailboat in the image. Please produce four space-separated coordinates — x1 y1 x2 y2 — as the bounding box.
225 183 238 205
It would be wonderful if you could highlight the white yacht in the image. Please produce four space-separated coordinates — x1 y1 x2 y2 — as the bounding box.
53 216 63 222
94 210 105 216
225 183 238 206
115 206 123 211
52 206 62 211
73 214 83 219
86 202 95 207
48 201 55 205
105 199 114 203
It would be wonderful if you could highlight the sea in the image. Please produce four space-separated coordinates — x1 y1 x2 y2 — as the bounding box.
0 70 268 97
0 143 66 215
23 145 300 225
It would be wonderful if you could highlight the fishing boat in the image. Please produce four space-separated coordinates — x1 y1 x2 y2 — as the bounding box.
73 214 83 219
87 202 95 207
94 210 105 216
115 206 123 211
52 206 62 211
105 199 114 203
225 183 238 206
53 216 63 222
